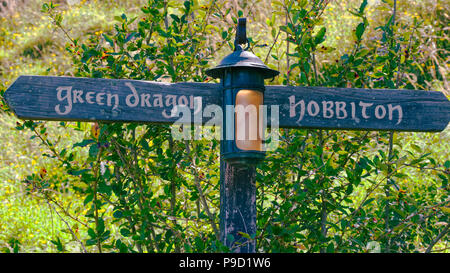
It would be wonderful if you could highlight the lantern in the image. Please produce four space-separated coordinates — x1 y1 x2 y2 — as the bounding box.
206 18 279 166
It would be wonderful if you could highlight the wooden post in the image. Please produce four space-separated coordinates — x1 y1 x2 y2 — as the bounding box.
220 154 257 253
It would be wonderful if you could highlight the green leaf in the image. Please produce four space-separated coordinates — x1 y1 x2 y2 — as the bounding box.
440 207 450 214
359 0 368 14
89 144 99 158
237 231 252 240
120 228 131 237
102 34 114 47
183 1 191 11
50 237 65 252
314 27 326 45
113 210 123 218
140 138 150 151
355 22 366 40
298 0 307 7
88 228 96 239
410 143 422 153
73 139 95 148
86 239 97 246
70 169 89 176
438 173 448 188
116 239 128 253
98 181 111 195
83 193 94 206
392 207 406 218
326 243 335 253
444 160 450 169
41 3 49 13
346 184 354 195
100 230 110 242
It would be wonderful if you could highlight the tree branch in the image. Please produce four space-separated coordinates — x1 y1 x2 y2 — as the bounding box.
425 223 449 253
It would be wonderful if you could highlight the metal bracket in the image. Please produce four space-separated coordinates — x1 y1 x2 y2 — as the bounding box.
234 18 249 51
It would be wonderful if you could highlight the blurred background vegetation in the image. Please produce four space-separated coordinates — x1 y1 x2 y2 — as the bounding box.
0 0 448 252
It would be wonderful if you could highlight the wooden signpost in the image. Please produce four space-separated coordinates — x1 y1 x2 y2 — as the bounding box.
3 19 450 253
5 75 449 131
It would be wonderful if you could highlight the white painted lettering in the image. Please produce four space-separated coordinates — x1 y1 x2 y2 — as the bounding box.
140 93 151 107
289 95 305 122
55 86 73 115
125 82 139 107
153 94 163 107
336 101 347 119
375 105 386 119
166 95 176 108
178 95 188 106
388 104 403 125
86 91 95 104
287 96 402 126
96 93 105 105
107 93 119 110
73 90 84 104
322 101 334 118
359 101 373 119
350 102 359 122
307 101 320 117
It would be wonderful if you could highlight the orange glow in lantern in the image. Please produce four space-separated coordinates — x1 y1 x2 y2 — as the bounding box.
235 89 263 151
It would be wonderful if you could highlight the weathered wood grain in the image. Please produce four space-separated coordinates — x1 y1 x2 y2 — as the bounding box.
3 75 450 131
265 85 450 132
4 75 221 124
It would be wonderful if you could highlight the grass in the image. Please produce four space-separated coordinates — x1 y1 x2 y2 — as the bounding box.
0 114 85 252
0 0 149 252
0 0 145 80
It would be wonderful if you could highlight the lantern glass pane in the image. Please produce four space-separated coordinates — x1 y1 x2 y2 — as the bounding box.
235 89 263 151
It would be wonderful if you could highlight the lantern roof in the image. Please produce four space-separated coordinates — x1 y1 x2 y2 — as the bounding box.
205 46 279 79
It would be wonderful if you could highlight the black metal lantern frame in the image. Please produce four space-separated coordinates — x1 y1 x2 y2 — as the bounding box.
206 18 279 166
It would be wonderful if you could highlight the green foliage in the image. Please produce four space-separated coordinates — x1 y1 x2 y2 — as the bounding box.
0 0 448 253
8 0 233 253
